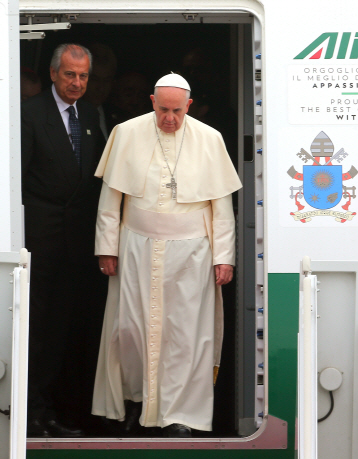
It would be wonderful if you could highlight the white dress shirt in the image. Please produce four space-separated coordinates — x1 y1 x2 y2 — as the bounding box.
51 84 78 146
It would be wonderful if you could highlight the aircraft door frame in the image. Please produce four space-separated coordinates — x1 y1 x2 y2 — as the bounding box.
18 2 284 450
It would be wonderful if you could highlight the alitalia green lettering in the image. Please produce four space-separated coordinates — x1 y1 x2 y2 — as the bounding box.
350 33 358 58
337 32 351 59
294 33 338 59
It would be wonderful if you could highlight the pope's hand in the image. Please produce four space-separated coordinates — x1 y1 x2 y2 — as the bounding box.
99 255 118 276
215 264 233 285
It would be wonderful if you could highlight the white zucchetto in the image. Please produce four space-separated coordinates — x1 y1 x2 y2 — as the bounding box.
154 73 191 91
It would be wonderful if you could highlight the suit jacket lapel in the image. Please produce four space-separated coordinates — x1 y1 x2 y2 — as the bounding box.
43 90 81 186
77 100 92 180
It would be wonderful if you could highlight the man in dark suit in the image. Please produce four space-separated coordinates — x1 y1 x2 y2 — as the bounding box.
83 43 121 140
22 44 107 437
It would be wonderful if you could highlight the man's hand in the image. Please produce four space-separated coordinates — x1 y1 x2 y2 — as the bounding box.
215 264 234 285
99 255 118 276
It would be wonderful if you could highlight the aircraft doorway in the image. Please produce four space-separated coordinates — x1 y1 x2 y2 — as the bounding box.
20 13 261 441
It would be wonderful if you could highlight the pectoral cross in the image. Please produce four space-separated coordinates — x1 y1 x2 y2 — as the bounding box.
166 177 177 200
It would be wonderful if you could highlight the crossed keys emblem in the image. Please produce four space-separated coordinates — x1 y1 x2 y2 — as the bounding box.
297 147 348 166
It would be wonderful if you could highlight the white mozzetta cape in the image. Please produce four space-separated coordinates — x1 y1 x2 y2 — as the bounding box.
95 112 242 201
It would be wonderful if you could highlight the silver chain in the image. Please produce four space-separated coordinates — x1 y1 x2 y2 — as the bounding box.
153 113 187 180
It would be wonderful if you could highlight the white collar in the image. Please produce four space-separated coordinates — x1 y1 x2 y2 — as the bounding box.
52 84 78 115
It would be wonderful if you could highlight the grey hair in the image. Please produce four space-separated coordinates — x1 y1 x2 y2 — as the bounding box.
50 44 93 73
154 87 191 101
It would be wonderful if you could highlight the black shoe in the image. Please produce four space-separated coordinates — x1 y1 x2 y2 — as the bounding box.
123 401 142 435
81 416 122 437
163 423 192 438
27 419 51 438
45 419 84 438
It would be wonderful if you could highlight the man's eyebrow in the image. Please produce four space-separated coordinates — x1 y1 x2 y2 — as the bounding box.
158 105 182 110
64 71 89 76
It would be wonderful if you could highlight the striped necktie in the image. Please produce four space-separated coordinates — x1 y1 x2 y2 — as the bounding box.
67 105 81 166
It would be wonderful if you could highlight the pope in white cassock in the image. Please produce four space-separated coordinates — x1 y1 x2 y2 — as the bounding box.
91 73 242 438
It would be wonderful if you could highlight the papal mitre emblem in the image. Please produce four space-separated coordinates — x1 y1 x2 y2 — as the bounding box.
310 131 334 158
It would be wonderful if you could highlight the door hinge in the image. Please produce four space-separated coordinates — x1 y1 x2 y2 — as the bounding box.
182 13 198 21
0 406 10 417
65 14 79 21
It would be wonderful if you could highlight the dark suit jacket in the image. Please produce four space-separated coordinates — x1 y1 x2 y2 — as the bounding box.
21 89 105 259
102 102 122 135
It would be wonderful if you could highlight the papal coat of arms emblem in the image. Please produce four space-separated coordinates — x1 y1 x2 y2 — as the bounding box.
287 131 357 223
